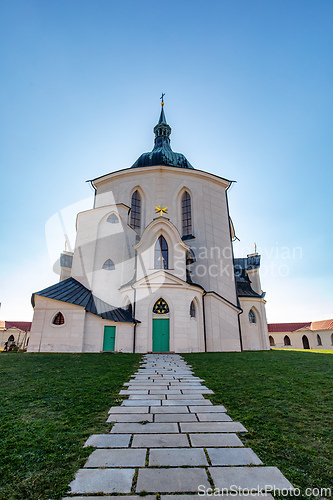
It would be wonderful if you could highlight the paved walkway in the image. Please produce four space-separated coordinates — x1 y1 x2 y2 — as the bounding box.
64 354 293 498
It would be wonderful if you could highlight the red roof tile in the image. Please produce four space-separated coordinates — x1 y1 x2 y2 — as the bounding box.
5 321 32 331
310 319 333 331
268 322 311 333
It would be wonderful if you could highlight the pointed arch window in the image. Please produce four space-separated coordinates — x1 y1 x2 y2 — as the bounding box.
284 335 291 346
53 312 65 325
153 298 169 314
182 191 192 238
269 335 275 346
107 213 119 224
103 259 115 270
190 300 196 318
249 309 256 324
155 235 168 269
317 334 322 346
130 190 141 231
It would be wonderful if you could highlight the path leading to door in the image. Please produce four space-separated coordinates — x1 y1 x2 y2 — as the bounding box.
64 354 294 499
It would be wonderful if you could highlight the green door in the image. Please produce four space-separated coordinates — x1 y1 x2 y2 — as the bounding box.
152 318 170 352
103 326 115 351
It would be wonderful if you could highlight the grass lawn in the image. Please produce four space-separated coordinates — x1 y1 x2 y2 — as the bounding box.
184 350 333 495
0 352 141 500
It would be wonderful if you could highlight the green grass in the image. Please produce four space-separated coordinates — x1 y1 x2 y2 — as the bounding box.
183 350 333 494
0 352 141 500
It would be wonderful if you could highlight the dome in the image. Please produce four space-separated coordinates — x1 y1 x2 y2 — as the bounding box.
131 102 194 169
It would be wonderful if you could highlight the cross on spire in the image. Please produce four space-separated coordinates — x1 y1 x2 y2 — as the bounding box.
160 93 165 105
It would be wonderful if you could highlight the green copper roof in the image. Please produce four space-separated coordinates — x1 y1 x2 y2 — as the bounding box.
131 103 194 169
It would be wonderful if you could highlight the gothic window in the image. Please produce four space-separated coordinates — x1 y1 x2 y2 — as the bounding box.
103 259 115 270
130 190 141 230
107 213 119 224
182 191 192 237
154 235 168 269
8 334 15 342
317 334 322 346
153 298 170 314
249 309 256 324
53 312 65 325
269 335 275 346
190 300 196 318
284 335 291 346
331 333 333 345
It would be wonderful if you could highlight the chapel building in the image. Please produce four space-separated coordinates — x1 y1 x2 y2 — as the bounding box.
28 102 270 353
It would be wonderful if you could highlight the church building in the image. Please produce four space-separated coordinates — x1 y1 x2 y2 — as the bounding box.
28 100 270 353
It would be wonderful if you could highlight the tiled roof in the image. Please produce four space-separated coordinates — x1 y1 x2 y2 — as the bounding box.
32 277 134 323
268 322 311 333
310 319 333 331
5 321 32 331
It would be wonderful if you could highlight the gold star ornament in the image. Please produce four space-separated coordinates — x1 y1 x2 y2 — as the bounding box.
155 205 168 216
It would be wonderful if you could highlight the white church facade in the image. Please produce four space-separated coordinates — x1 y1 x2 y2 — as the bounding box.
28 102 270 353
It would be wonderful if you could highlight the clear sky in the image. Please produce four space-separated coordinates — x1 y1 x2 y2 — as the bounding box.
1 0 332 322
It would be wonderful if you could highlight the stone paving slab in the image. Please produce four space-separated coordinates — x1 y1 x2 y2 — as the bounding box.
136 468 210 493
209 466 294 489
122 400 162 406
129 394 165 400
69 468 135 494
160 495 274 499
85 448 147 467
165 394 204 399
84 434 131 448
119 390 149 395
151 405 190 413
190 433 244 447
107 413 154 423
154 413 197 422
108 406 149 414
181 422 247 433
111 422 179 434
149 447 208 466
196 412 232 422
189 405 227 412
207 447 263 465
162 399 212 406
132 433 190 448
150 389 182 394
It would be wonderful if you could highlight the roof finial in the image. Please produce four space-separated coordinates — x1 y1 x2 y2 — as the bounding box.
160 92 165 106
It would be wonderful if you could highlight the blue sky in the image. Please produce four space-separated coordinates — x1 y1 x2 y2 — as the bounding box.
1 0 332 322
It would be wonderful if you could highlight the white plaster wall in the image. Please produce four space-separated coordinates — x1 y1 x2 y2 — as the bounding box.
82 312 134 353
0 328 30 349
134 218 188 283
93 166 238 307
204 294 241 352
239 298 270 350
132 279 204 353
28 297 85 352
271 330 333 350
71 205 137 307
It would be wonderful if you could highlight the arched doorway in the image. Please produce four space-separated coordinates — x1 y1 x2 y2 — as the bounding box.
152 298 170 352
302 335 310 349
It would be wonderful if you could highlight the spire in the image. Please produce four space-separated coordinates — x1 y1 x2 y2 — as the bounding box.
130 95 194 169
154 93 171 142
